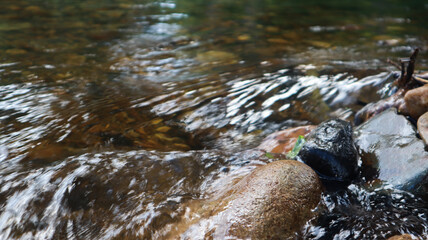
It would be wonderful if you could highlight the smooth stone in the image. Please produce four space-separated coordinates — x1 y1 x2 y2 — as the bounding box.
417 111 428 145
23 142 72 164
257 125 316 154
387 234 415 240
355 108 428 194
401 84 428 120
64 175 112 211
237 34 251 41
181 160 322 239
307 40 331 48
5 48 27 55
196 50 238 64
267 38 289 44
298 119 358 182
357 108 416 137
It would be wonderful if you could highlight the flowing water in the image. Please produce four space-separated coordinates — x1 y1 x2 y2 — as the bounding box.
0 0 428 239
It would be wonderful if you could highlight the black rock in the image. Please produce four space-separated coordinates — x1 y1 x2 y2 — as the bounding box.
297 119 358 182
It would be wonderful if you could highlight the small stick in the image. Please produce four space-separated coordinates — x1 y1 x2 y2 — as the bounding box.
414 76 428 84
387 59 402 70
396 61 406 87
405 48 419 83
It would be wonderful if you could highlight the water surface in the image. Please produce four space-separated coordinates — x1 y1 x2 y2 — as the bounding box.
0 0 427 239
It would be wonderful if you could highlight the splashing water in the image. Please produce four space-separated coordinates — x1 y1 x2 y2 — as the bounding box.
0 0 427 239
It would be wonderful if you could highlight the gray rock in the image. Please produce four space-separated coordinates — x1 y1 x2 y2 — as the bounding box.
298 119 359 182
355 108 428 193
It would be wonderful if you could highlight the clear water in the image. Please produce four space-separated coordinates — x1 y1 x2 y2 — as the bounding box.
0 0 427 239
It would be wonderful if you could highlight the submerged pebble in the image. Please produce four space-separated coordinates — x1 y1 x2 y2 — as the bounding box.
257 125 316 154
196 50 238 64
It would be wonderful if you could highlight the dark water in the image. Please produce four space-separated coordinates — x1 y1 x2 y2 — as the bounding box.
0 0 427 239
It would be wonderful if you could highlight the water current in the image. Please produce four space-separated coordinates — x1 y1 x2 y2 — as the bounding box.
0 0 428 239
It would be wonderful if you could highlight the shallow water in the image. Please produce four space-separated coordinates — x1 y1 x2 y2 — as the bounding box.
0 0 427 239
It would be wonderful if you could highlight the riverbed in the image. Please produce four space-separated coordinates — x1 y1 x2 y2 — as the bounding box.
0 0 427 239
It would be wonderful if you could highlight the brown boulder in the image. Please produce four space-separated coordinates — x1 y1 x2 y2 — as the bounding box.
387 234 415 240
400 84 428 120
257 125 316 154
181 160 323 239
418 111 428 145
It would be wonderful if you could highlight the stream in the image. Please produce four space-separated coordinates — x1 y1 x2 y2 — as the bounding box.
0 0 428 239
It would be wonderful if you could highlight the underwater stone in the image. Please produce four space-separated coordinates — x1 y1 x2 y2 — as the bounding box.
257 125 316 154
297 119 358 182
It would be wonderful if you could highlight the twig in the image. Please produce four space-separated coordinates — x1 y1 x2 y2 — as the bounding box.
414 76 428 84
405 48 419 83
395 48 420 88
387 59 402 70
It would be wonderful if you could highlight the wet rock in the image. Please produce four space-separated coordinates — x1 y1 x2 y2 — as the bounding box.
21 5 51 18
355 108 428 193
399 84 428 120
5 48 27 55
0 22 31 31
387 234 415 240
196 50 238 65
355 82 428 125
100 10 125 18
265 26 280 32
354 49 424 125
257 125 316 154
63 174 123 212
65 54 86 66
64 175 116 211
182 160 322 239
237 34 251 41
267 38 289 44
24 6 45 15
307 40 331 48
417 112 428 145
374 35 403 46
354 89 405 125
295 88 331 123
23 143 73 164
298 119 358 182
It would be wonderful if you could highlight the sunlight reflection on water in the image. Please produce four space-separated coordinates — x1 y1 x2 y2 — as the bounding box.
0 0 427 239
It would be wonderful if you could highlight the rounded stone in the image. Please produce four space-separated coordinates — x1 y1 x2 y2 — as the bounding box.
402 84 428 120
298 119 359 182
182 160 323 239
387 234 415 240
417 111 428 145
